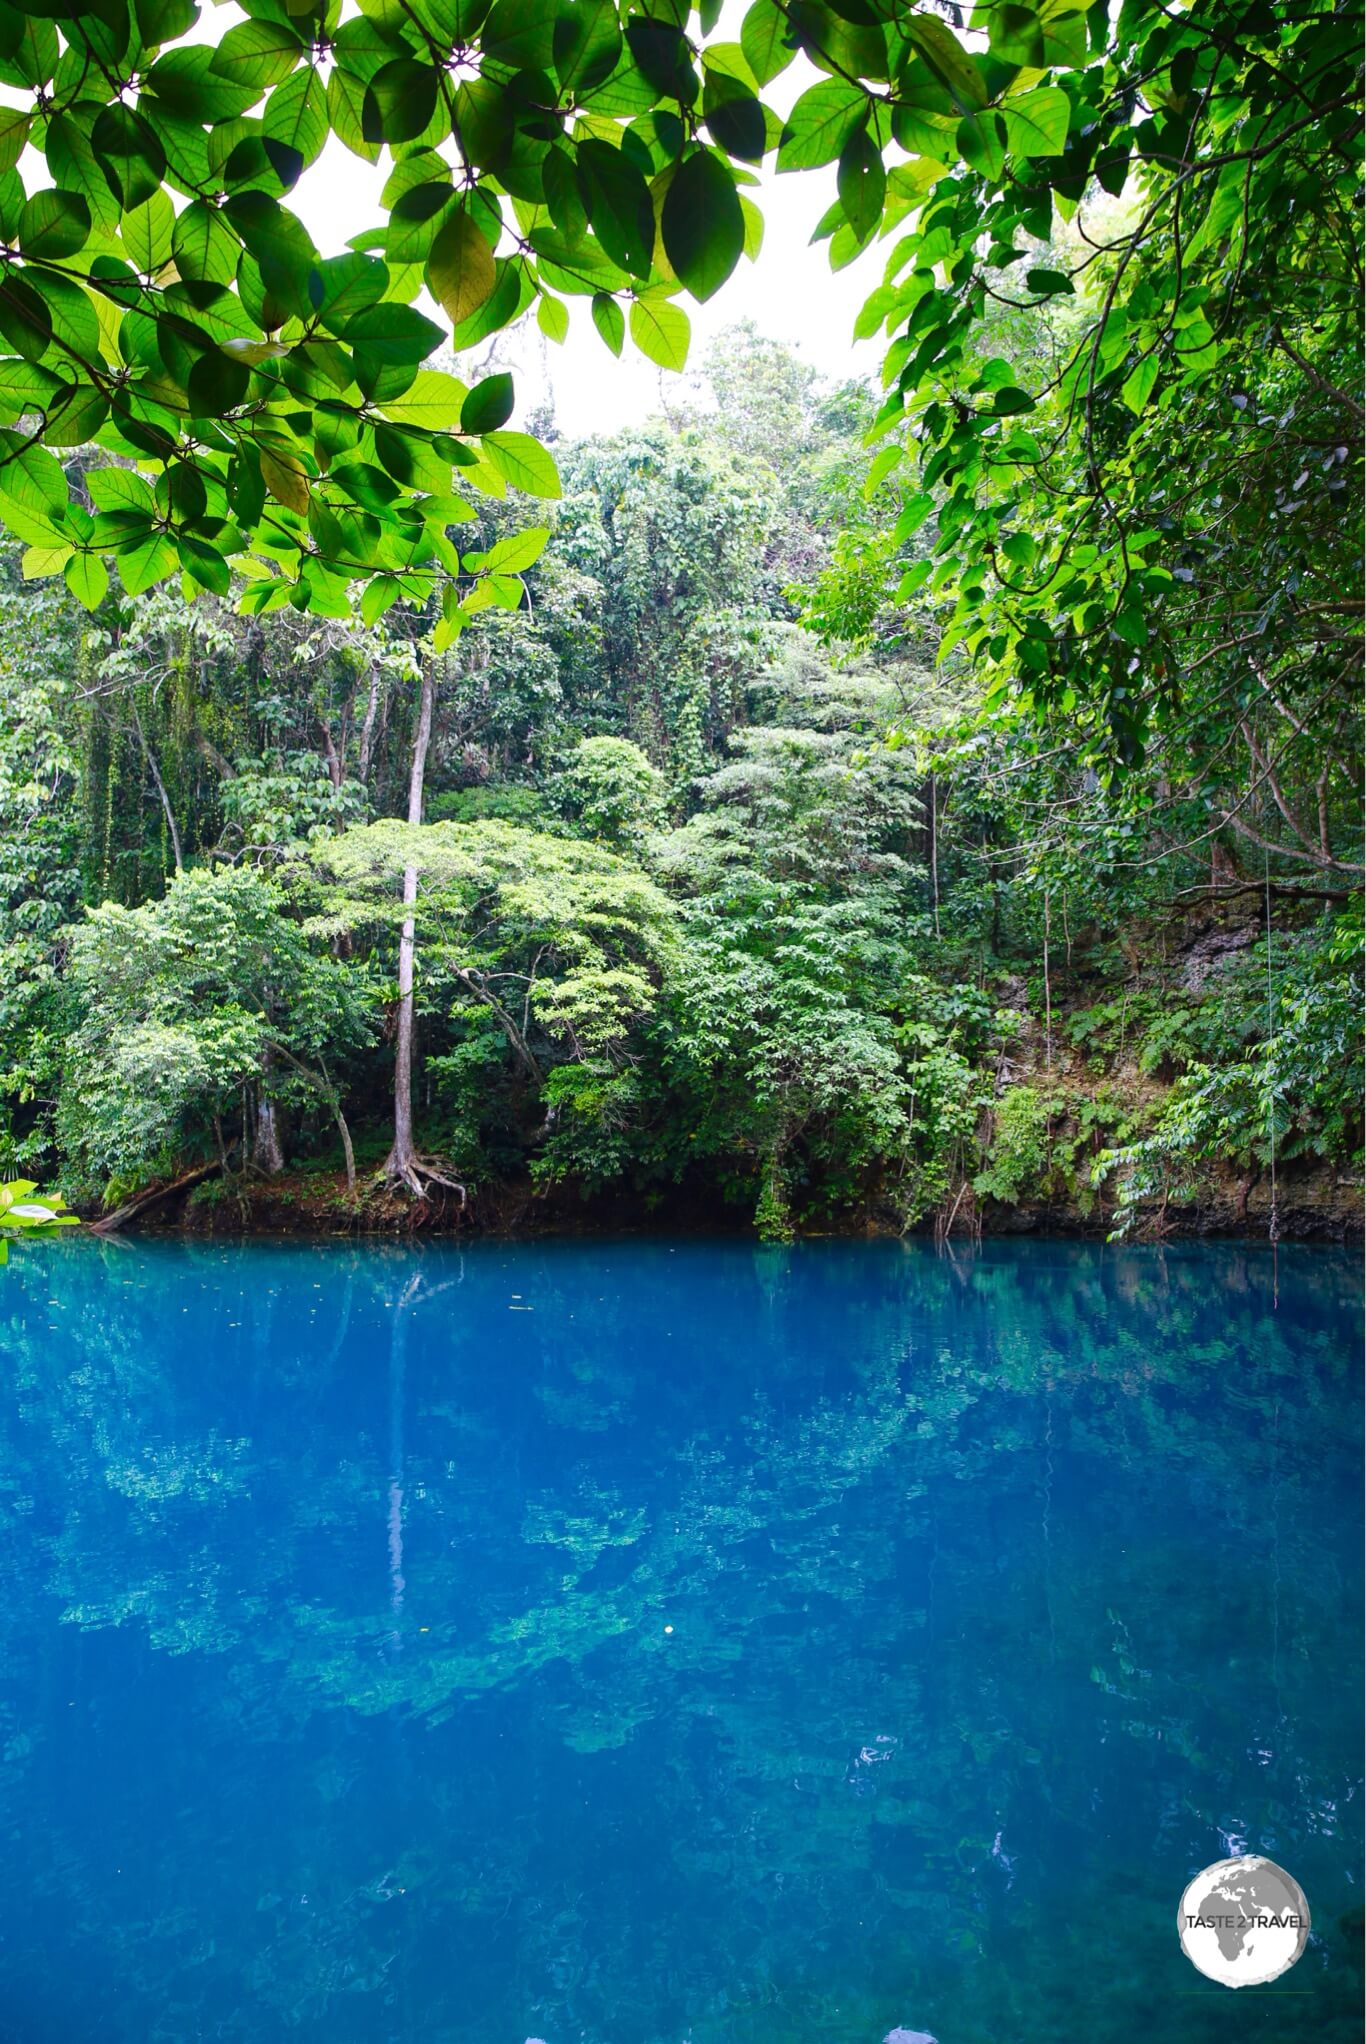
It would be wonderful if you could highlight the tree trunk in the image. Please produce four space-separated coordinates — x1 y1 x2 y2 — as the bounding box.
131 698 183 875
928 770 940 939
253 1047 286 1176
334 1103 356 1198
358 663 383 785
1042 890 1053 1072
317 716 342 791
385 663 435 1189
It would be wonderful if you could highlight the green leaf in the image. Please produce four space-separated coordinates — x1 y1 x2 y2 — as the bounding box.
865 443 902 496
1025 267 1074 296
451 255 535 349
1122 354 1159 415
210 19 305 92
0 15 57 91
777 79 867 171
0 430 69 526
171 199 239 285
380 368 469 429
837 126 885 243
537 293 569 343
187 348 252 418
19 541 68 578
907 18 987 112
176 532 232 595
0 108 30 176
986 3 1046 67
121 190 175 273
661 150 744 304
363 59 440 147
461 371 515 434
553 2 622 95
386 180 456 267
482 524 549 573
703 78 767 164
263 65 329 171
0 357 59 418
341 302 445 365
629 291 690 370
359 574 403 626
118 533 180 595
577 138 655 281
481 430 561 499
426 210 497 330
18 188 91 261
64 551 108 610
739 193 764 261
91 104 167 211
741 0 794 88
0 274 54 362
1003 87 1072 158
624 17 697 106
86 467 157 515
957 111 1006 182
592 292 625 356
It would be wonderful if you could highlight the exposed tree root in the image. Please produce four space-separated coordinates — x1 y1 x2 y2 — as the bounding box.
383 1156 467 1207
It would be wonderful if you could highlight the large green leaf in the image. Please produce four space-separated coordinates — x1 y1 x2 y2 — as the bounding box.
836 126 885 243
661 150 744 303
777 79 868 170
363 60 441 147
577 138 655 280
1003 87 1072 158
91 104 167 210
461 372 515 433
741 0 795 88
481 430 561 498
210 19 305 92
629 290 690 370
426 209 497 328
18 188 92 261
592 291 625 356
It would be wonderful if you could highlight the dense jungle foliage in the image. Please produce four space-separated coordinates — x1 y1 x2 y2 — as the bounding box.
0 0 1359 1237
1 313 1360 1238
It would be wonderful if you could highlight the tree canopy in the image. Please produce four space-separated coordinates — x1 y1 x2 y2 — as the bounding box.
0 0 1353 731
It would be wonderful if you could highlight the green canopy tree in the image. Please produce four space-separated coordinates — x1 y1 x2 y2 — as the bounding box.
58 863 373 1194
317 815 677 1192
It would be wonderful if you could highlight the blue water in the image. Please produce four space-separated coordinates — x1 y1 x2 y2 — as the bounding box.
0 1237 1358 2042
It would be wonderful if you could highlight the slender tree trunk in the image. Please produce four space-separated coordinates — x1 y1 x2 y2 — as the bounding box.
385 663 435 1188
253 1045 285 1174
131 699 183 875
358 663 383 785
317 717 342 790
335 1102 357 1198
1042 890 1053 1073
928 770 940 939
267 1042 355 1196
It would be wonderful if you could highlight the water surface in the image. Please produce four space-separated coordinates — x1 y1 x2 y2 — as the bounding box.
0 1237 1359 2041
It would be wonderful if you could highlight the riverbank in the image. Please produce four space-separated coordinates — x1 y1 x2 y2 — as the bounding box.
91 1149 1361 1244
